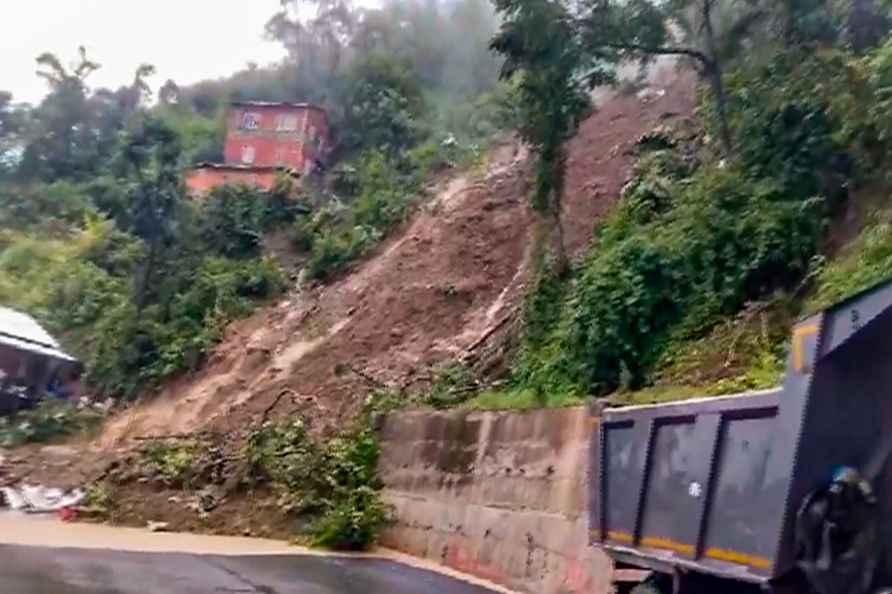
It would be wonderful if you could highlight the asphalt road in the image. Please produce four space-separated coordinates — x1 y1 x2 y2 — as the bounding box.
0 544 501 594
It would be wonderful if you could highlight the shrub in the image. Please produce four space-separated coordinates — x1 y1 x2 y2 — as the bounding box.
83 483 115 515
245 422 390 550
311 486 392 550
570 167 823 393
199 184 298 258
144 442 199 488
720 50 873 192
0 402 103 448
296 150 415 280
511 143 827 399
86 257 283 397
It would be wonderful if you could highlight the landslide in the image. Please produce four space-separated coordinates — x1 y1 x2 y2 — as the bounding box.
0 66 696 537
92 67 696 447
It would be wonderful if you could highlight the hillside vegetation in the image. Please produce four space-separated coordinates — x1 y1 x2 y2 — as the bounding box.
4 0 892 549
476 0 892 407
0 0 509 402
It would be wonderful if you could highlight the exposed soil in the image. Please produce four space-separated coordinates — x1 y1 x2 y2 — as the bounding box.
3 63 698 535
98 138 536 445
563 62 698 255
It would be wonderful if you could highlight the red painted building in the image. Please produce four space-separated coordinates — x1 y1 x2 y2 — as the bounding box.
186 101 330 196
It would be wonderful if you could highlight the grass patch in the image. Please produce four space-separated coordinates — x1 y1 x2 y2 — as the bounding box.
465 388 584 411
807 211 892 313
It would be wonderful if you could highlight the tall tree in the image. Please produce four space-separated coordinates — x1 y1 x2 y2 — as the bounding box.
579 0 770 154
121 116 184 311
266 0 357 78
341 53 424 155
35 46 100 89
19 47 102 180
118 63 157 115
491 0 612 271
846 0 891 51
158 79 181 105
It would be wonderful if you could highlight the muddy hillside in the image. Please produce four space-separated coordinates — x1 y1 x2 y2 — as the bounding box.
98 67 697 447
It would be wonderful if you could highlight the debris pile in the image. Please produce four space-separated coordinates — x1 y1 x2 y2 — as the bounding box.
0 484 85 513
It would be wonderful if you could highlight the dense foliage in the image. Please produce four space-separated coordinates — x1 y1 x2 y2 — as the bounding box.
246 421 389 550
0 115 289 399
0 401 103 447
0 0 510 403
494 36 892 404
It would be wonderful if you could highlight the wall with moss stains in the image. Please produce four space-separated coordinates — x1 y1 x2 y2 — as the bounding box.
378 407 612 594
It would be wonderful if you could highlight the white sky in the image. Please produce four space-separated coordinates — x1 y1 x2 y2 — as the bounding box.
1 0 289 105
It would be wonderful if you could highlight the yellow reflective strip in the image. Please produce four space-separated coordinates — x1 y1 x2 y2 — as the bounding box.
792 324 819 372
705 547 772 570
607 530 634 543
640 536 695 556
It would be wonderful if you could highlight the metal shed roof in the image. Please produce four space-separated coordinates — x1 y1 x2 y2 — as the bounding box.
0 307 77 363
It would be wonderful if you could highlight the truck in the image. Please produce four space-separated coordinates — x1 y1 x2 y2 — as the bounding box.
590 279 892 594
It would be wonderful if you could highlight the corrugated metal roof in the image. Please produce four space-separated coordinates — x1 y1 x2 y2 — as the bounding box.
192 162 300 174
230 101 327 112
0 307 77 362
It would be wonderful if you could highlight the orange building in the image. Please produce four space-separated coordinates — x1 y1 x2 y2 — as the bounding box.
186 101 330 196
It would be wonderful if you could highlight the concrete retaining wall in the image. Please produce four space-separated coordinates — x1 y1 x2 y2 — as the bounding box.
378 407 612 594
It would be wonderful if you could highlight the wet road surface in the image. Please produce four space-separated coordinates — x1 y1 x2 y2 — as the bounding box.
0 544 501 594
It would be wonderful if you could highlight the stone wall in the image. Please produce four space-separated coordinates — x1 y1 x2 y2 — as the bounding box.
378 407 612 594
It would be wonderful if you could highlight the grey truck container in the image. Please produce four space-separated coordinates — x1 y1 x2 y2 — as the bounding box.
590 278 892 586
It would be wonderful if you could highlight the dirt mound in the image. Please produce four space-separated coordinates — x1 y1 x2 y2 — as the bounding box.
97 65 697 447
563 64 698 254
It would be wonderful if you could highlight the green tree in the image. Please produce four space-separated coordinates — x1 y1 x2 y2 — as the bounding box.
120 116 184 311
578 0 772 154
341 53 425 156
18 47 102 180
491 0 610 270
0 91 28 177
117 63 157 115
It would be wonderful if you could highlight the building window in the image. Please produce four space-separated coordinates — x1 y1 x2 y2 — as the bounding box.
241 112 261 130
241 145 256 164
277 114 298 132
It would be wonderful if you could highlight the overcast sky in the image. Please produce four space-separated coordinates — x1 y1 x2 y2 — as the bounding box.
2 0 289 105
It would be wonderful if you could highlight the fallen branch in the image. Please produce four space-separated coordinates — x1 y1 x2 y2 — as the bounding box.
463 313 516 358
347 365 389 390
259 389 296 425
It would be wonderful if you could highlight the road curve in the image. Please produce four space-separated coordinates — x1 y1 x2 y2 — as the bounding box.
0 544 502 594
0 515 504 594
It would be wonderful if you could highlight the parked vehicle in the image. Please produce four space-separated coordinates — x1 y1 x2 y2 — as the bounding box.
591 279 892 594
